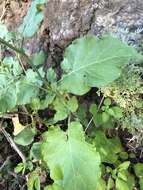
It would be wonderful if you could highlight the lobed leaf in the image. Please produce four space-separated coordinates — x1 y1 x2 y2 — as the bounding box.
42 122 101 190
60 35 142 95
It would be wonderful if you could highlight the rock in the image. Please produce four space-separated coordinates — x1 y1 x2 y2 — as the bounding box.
42 0 143 48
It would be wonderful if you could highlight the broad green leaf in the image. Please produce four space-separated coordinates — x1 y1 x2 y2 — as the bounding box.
134 163 143 177
42 121 101 190
18 0 47 37
60 35 142 95
14 128 36 146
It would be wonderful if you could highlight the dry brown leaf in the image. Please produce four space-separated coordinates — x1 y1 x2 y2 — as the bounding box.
12 114 26 136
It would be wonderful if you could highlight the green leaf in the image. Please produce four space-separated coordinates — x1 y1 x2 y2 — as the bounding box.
30 91 55 111
14 128 36 146
0 57 22 112
118 161 130 171
15 163 24 173
77 104 88 127
27 170 40 190
119 152 129 160
139 177 143 190
30 142 42 160
134 163 143 177
32 51 46 66
93 131 122 164
96 178 106 190
102 112 110 123
118 171 128 181
115 174 134 190
0 86 17 112
107 177 114 190
44 184 60 190
60 35 142 95
116 178 129 190
104 98 111 106
89 104 98 115
53 97 68 122
53 96 78 122
17 69 42 105
46 68 57 83
112 106 123 119
89 104 104 126
42 121 101 190
3 57 23 76
67 96 78 112
18 0 47 37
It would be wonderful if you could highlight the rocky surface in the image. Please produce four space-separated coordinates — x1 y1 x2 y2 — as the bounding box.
42 0 143 48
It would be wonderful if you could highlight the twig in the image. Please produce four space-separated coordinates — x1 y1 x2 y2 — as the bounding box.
0 120 26 163
0 156 12 171
85 95 105 133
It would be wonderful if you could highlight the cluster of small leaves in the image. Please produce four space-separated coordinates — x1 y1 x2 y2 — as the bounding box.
101 63 143 133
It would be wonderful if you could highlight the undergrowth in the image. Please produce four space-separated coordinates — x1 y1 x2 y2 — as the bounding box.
0 1 143 190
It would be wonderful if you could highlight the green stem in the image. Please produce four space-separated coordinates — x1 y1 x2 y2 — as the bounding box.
0 37 48 86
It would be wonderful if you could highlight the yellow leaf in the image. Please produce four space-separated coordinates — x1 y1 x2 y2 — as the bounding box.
12 115 26 136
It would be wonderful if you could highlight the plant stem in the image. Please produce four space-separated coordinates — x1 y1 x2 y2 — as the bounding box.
85 95 105 133
0 120 26 163
0 37 47 85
